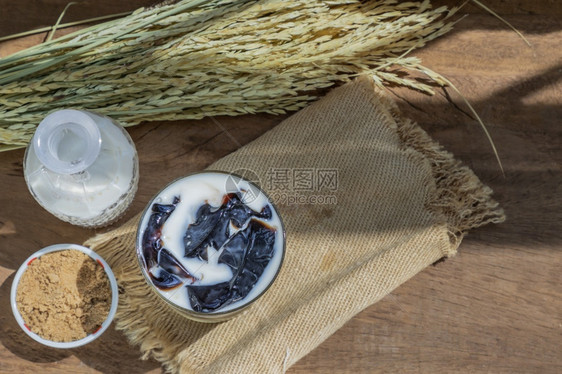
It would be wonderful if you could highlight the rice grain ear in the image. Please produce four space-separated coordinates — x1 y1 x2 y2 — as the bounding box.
0 0 460 151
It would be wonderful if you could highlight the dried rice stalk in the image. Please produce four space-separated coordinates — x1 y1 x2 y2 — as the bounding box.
0 0 459 150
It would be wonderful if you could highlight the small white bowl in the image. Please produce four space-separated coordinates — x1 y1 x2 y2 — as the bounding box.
10 243 118 348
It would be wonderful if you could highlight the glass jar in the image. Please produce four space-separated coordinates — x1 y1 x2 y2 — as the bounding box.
136 171 285 322
24 109 139 228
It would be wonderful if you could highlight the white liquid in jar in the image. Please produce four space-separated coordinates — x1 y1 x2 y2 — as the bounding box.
24 111 138 227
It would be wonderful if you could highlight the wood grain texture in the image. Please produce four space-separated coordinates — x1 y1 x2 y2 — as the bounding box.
0 1 560 373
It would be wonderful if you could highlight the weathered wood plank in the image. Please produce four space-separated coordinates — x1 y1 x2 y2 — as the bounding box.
0 1 560 373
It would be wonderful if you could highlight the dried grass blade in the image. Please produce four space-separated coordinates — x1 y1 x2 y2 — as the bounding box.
417 64 504 175
46 2 77 42
471 0 531 46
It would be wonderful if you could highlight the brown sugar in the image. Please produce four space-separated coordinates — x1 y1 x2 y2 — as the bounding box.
16 250 111 342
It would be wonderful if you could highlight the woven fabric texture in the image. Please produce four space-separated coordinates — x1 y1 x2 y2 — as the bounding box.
85 76 504 373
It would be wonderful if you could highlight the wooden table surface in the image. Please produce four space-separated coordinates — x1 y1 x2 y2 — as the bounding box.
0 1 560 373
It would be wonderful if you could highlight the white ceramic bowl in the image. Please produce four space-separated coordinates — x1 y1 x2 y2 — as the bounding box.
10 243 118 348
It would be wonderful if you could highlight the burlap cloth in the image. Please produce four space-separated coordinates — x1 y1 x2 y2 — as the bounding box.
85 76 505 373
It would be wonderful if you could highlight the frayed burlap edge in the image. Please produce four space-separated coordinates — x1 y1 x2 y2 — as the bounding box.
397 116 506 252
84 77 505 373
85 214 183 373
356 79 505 254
